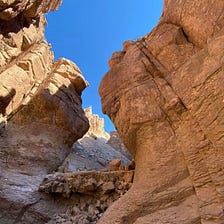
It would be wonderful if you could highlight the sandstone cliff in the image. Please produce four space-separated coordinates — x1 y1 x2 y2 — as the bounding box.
99 0 224 223
0 0 90 223
84 106 110 140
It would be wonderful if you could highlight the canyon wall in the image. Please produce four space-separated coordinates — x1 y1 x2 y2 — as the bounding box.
99 0 224 223
84 106 110 140
0 0 90 223
0 2 134 223
107 131 132 160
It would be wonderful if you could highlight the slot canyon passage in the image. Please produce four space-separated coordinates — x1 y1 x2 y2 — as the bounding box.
1 0 224 223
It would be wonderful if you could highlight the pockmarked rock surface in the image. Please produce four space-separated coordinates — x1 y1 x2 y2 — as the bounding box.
99 0 224 223
0 0 90 223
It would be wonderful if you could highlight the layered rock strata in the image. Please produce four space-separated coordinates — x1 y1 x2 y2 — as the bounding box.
0 0 89 223
99 0 224 223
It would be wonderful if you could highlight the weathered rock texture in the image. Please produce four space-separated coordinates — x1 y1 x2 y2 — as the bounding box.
58 136 131 173
99 0 224 223
0 0 90 223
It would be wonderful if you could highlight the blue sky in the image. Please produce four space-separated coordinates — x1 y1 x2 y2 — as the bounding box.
45 0 163 133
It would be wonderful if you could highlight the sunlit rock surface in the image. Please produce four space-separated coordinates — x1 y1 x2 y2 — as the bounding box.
0 0 90 223
99 0 224 223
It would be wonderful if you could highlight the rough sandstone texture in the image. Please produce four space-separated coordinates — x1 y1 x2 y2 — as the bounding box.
99 0 224 223
0 1 134 223
0 0 90 223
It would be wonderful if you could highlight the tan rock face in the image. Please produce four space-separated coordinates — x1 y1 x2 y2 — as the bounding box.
0 0 89 223
84 106 110 140
0 0 61 20
99 0 224 223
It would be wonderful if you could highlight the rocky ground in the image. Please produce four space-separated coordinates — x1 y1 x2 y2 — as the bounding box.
39 170 134 224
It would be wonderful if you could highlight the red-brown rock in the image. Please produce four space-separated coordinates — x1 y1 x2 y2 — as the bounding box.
99 0 224 223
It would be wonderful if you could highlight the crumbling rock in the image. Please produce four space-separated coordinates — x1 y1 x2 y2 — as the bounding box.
39 170 134 223
107 131 132 160
39 170 134 197
99 0 224 223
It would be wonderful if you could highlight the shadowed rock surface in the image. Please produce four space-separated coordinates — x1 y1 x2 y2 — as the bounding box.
58 107 131 173
107 131 132 160
0 0 90 223
39 171 134 224
99 0 224 223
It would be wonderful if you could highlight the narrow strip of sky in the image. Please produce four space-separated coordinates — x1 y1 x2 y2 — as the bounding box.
45 0 164 133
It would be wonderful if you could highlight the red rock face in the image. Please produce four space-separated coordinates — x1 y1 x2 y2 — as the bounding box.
99 0 224 223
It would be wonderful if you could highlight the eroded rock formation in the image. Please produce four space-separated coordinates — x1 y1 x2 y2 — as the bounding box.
84 106 110 140
99 0 224 223
0 0 90 223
